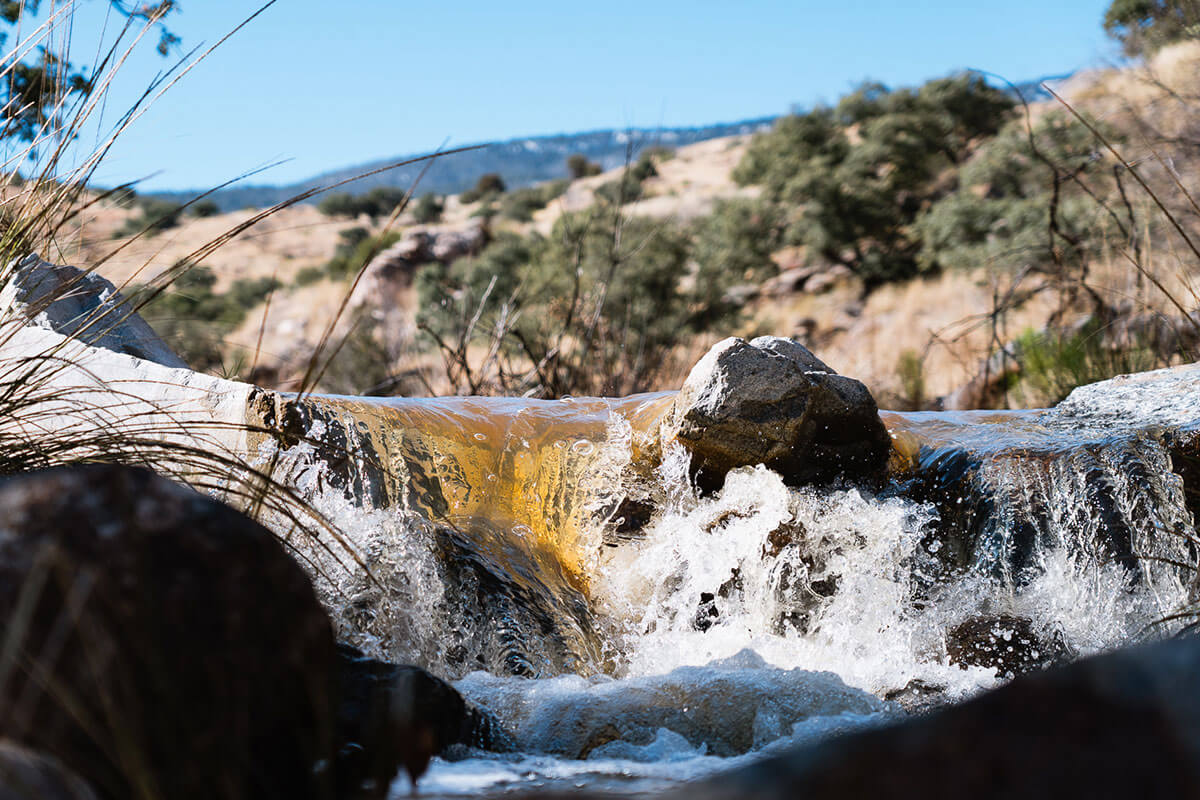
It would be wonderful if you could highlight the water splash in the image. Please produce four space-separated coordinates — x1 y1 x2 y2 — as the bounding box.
241 385 1199 797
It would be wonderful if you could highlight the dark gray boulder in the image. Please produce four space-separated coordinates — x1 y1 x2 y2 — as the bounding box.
0 742 98 800
665 336 891 489
335 645 511 798
676 632 1200 799
0 464 338 800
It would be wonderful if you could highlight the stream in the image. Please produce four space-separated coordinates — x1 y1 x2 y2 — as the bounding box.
257 370 1200 797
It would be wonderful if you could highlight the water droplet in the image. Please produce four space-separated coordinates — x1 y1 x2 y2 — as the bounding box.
560 395 574 403
473 433 488 442
570 440 595 455
512 524 533 538
554 439 567 448
486 473 498 482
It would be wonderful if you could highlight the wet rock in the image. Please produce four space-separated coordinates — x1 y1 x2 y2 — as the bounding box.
881 679 947 715
0 253 187 368
665 336 891 490
946 614 1070 679
680 633 1200 799
335 644 510 797
0 464 338 800
0 743 98 800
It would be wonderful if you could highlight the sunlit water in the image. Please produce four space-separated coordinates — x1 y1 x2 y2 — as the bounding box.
253 388 1198 797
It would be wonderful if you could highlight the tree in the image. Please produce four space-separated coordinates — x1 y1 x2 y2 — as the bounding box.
460 172 506 203
733 73 1015 287
0 2 179 143
566 153 601 179
1103 0 1200 55
412 193 444 224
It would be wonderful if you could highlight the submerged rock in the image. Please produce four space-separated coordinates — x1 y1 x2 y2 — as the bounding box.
0 743 98 800
664 336 890 490
0 464 338 800
945 613 1070 679
0 253 187 368
336 645 511 797
680 633 1200 799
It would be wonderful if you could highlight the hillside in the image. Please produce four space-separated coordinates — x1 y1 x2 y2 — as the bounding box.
70 49 1200 408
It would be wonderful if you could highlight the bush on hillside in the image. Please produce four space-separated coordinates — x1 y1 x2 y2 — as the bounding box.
412 193 444 224
500 179 568 222
317 186 409 221
460 173 506 204
734 73 1015 287
567 153 602 179
690 197 783 324
136 264 281 370
114 197 184 238
325 229 402 280
188 199 221 218
1104 0 1200 55
915 111 1123 275
416 213 730 396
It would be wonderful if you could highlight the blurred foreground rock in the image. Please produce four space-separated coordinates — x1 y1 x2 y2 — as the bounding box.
675 632 1200 800
0 464 338 800
0 742 98 800
664 336 890 490
336 645 511 796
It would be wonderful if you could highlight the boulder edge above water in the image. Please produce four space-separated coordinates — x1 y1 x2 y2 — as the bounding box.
664 336 891 489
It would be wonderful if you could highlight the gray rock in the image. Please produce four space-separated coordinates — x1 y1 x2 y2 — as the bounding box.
335 645 511 797
763 266 818 297
677 632 1200 799
429 221 487 263
0 742 98 800
0 464 338 800
665 336 891 488
0 254 186 368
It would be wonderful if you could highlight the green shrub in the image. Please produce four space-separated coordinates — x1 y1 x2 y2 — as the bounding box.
567 153 603 179
113 197 184 238
499 179 569 222
1013 319 1160 406
325 229 402 279
915 111 1121 275
412 193 444 224
188 199 221 218
1104 0 1200 55
690 197 782 325
293 265 325 287
733 73 1015 287
317 186 409 220
460 173 506 204
417 212 736 396
135 264 280 370
896 349 926 411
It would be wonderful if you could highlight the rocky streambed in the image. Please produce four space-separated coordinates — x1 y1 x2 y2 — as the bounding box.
1 255 1200 798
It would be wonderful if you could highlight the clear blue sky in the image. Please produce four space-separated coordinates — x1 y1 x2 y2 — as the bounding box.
45 0 1117 192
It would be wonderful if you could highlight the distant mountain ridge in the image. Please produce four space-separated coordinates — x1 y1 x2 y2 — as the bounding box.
153 117 777 211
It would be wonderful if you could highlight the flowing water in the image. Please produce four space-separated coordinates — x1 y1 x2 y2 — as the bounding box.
256 381 1200 797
